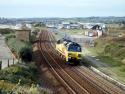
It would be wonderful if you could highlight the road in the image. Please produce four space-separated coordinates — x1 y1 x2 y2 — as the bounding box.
82 48 109 67
0 35 15 69
53 28 96 46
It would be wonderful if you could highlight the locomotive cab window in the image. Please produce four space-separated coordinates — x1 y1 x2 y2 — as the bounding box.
68 45 81 52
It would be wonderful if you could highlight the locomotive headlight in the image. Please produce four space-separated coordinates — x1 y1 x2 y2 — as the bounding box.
68 53 72 57
78 54 82 57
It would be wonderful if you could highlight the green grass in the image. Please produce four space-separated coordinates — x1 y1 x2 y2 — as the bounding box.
87 47 104 56
86 36 125 84
87 48 125 83
98 65 125 83
3 33 15 37
2 32 31 55
61 29 87 34
7 37 31 53
97 56 122 67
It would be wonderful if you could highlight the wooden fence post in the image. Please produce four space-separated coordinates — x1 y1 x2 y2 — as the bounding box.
8 59 9 67
13 58 14 65
0 61 2 70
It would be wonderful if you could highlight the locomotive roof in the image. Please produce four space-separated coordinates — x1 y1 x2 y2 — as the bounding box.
61 38 80 47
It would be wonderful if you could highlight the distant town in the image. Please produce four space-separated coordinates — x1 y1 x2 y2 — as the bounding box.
0 17 125 38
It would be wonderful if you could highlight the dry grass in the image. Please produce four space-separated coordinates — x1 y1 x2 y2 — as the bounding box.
0 80 15 91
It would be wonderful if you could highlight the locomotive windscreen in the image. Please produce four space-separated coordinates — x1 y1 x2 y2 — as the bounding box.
68 44 81 52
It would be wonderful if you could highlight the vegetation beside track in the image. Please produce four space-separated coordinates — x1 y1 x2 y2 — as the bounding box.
0 29 51 94
0 63 51 94
56 24 125 84
87 25 125 83
60 28 87 34
3 28 37 59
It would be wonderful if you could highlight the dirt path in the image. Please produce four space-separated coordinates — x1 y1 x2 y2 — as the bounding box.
0 36 16 69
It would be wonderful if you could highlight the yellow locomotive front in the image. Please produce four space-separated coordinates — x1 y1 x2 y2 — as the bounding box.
66 42 82 64
56 39 82 65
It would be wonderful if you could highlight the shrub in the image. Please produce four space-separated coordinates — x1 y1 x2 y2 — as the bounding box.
0 29 14 35
30 34 37 43
0 62 39 93
0 64 38 85
19 47 32 62
104 45 111 54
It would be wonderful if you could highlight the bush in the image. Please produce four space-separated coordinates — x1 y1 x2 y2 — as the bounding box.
0 64 39 94
19 47 32 62
30 34 37 43
0 29 14 35
33 22 45 27
0 64 38 85
104 45 111 54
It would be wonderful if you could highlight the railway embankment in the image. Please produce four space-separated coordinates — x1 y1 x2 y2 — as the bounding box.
0 29 52 94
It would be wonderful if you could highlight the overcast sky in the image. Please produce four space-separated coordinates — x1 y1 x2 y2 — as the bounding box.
0 0 125 18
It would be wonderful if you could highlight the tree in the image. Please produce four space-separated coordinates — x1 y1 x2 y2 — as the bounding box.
19 47 32 62
33 22 45 27
0 28 14 35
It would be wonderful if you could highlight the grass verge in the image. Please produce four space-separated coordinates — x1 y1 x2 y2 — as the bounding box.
86 43 125 84
0 63 52 94
61 29 87 34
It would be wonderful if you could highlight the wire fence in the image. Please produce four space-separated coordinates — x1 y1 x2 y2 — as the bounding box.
0 58 18 70
66 37 95 47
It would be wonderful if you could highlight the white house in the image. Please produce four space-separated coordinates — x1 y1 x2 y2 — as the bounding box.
62 22 70 29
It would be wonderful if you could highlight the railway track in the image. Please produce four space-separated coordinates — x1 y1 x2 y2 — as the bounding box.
73 66 125 94
38 30 89 94
46 31 110 94
37 30 125 94
48 30 125 94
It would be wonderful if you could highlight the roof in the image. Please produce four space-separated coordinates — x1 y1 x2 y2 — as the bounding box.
15 24 31 31
62 22 70 25
91 25 102 30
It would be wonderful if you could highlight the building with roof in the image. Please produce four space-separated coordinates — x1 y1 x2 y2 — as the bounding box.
15 24 31 42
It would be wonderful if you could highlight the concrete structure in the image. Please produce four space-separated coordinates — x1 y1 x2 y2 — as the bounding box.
97 30 103 37
26 24 32 29
85 31 89 36
92 25 103 37
78 22 106 30
46 24 55 28
15 24 31 42
70 24 80 29
0 24 16 29
61 22 80 29
62 22 70 29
